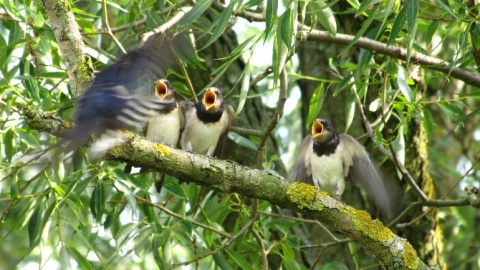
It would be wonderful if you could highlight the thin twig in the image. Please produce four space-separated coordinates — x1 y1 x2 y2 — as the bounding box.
141 7 192 43
102 0 126 54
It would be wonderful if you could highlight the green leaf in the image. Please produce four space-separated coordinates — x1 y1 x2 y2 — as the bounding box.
280 8 294 47
348 242 360 268
25 76 41 103
178 0 213 31
281 241 295 260
392 126 405 166
172 34 202 68
319 262 349 270
426 20 438 47
406 0 418 33
235 61 250 116
388 5 406 45
115 180 138 214
28 203 42 247
438 102 463 121
306 83 325 129
435 0 457 19
17 128 41 150
3 128 14 162
152 236 164 269
163 176 188 199
273 25 288 84
356 0 373 16
67 246 94 270
228 131 257 151
145 10 163 29
203 2 234 49
90 181 106 223
422 107 434 142
397 66 414 103
265 0 278 40
311 1 337 36
342 2 380 53
225 248 250 269
344 93 356 132
213 253 232 270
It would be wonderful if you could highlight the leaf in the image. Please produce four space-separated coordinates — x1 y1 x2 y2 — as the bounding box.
426 20 439 47
25 76 41 103
406 0 418 34
311 1 337 36
152 236 164 269
3 128 14 162
145 10 163 29
356 0 373 17
397 66 414 103
369 98 381 112
265 0 278 40
17 128 42 150
28 203 42 247
348 242 360 268
422 107 434 142
280 8 294 47
163 176 188 199
344 93 356 132
228 131 258 151
178 0 213 31
342 3 381 53
319 262 349 270
235 62 250 116
392 126 405 166
225 248 250 269
273 25 288 84
115 180 138 215
388 5 406 45
90 181 106 223
457 107 480 122
435 0 457 19
203 1 234 49
281 241 295 260
306 83 325 129
438 102 463 121
172 33 202 68
66 246 94 270
212 253 232 270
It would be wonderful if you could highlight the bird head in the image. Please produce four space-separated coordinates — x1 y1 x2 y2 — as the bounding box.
312 118 336 143
154 79 175 101
202 87 223 112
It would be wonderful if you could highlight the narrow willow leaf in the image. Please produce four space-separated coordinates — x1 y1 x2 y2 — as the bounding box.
225 248 251 269
376 0 395 40
115 180 138 215
348 242 360 269
25 76 41 103
145 10 163 29
3 129 14 162
28 204 42 247
265 0 278 40
163 177 188 199
17 128 41 150
342 3 380 53
311 1 337 36
426 20 438 47
438 102 463 121
422 107 434 141
306 84 325 129
172 34 202 68
228 131 257 151
178 0 213 31
392 127 405 166
203 2 234 49
235 62 250 116
273 25 288 84
281 241 295 260
457 107 480 121
344 94 355 132
388 5 406 45
90 181 105 223
280 8 294 47
334 73 354 96
67 246 94 270
213 253 232 270
397 66 414 103
356 0 373 17
435 0 457 19
152 236 164 269
406 0 418 33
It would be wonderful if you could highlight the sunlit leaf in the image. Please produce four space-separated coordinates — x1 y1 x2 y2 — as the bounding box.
397 66 414 103
178 0 213 31
426 20 439 47
265 0 278 40
280 8 294 47
388 6 406 45
228 131 257 150
203 1 234 49
306 83 325 129
422 107 434 142
435 0 457 19
311 1 337 36
406 0 418 34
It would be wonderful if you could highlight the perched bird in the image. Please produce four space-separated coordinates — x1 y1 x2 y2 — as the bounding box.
291 118 394 219
145 79 189 192
65 36 183 152
181 87 234 156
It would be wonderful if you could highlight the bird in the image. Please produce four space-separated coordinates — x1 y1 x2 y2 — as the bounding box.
181 87 234 156
291 118 394 219
145 79 190 192
65 35 183 152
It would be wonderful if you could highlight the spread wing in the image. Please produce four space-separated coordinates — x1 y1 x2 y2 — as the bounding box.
66 36 183 151
339 134 394 220
178 100 195 131
290 135 314 185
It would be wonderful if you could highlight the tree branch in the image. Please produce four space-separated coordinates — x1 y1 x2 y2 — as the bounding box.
40 0 93 96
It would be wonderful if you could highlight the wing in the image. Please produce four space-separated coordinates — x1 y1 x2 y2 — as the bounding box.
178 100 195 131
339 134 394 220
213 104 235 157
290 135 314 185
66 35 183 150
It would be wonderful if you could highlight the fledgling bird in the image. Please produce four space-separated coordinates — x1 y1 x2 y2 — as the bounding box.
145 79 189 192
181 87 234 156
65 36 182 152
291 118 394 219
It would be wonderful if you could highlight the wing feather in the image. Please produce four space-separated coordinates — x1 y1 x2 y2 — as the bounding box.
290 135 314 185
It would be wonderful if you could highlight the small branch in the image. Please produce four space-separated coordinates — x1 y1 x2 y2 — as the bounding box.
250 227 268 270
141 7 192 44
229 126 264 137
102 0 126 54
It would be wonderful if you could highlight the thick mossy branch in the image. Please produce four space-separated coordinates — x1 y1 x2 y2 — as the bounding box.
24 108 429 269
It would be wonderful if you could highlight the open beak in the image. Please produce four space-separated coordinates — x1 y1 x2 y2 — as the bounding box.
312 119 324 138
155 81 168 99
203 88 217 110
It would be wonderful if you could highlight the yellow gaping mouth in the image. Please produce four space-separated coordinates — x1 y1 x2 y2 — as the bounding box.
312 119 323 138
204 88 216 110
155 81 167 99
